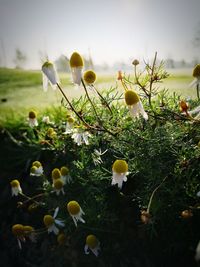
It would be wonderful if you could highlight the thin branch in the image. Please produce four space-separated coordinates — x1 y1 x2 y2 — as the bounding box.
81 78 101 122
147 175 168 213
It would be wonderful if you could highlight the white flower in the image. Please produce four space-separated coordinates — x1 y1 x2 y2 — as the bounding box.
92 149 107 165
24 226 37 243
128 101 148 120
67 201 85 227
63 122 74 134
53 179 65 196
42 61 59 92
112 160 129 189
28 111 38 127
61 174 72 184
60 166 72 184
63 117 75 134
84 235 100 257
12 224 26 250
42 116 54 125
28 118 38 127
125 90 148 120
71 67 83 86
69 52 84 86
112 172 128 189
71 128 91 146
10 180 22 196
197 191 200 197
43 207 65 235
30 161 43 176
195 240 200 261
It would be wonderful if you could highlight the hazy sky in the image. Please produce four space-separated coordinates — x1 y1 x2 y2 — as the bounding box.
0 0 200 69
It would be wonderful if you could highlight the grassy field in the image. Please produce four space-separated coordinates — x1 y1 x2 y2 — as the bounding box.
0 67 196 122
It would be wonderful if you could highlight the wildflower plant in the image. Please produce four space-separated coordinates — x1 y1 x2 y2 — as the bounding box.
2 51 200 266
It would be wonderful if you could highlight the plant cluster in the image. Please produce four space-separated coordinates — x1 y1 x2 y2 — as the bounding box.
0 53 200 267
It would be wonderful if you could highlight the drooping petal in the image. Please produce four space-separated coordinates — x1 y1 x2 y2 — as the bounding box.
42 63 59 85
138 101 148 120
17 239 22 250
53 207 59 218
48 224 59 235
129 101 148 120
91 245 100 257
72 132 83 146
42 73 49 92
195 240 200 261
84 244 90 254
112 172 127 189
82 132 90 145
55 219 65 227
71 67 83 85
189 78 200 88
72 216 78 227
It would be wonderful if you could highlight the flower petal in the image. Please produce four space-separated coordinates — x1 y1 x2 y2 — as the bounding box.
42 73 49 92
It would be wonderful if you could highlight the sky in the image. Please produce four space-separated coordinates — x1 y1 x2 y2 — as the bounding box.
0 0 200 69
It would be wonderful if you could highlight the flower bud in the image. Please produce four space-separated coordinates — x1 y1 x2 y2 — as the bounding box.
132 59 139 66
83 70 96 84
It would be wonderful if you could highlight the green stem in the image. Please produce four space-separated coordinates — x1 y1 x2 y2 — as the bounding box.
57 83 116 136
148 52 157 108
147 175 168 213
81 78 101 122
19 192 41 206
91 85 113 115
56 83 92 128
197 83 199 100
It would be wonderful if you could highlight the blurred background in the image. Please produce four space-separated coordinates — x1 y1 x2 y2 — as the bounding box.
0 0 200 70
0 0 200 118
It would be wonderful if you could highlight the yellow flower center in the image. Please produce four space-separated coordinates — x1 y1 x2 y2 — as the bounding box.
70 52 84 68
67 117 75 123
10 179 20 188
24 225 34 235
54 179 64 189
52 168 61 180
12 224 24 236
86 234 98 249
30 166 37 174
60 166 69 176
67 201 80 215
125 90 139 106
42 61 53 68
193 64 200 78
29 111 37 119
32 161 42 168
43 215 54 227
83 70 96 84
57 233 66 245
112 160 128 173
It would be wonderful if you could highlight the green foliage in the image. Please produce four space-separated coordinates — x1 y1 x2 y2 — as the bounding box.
0 58 200 267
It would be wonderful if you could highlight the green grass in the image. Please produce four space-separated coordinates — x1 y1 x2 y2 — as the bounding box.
0 67 196 122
